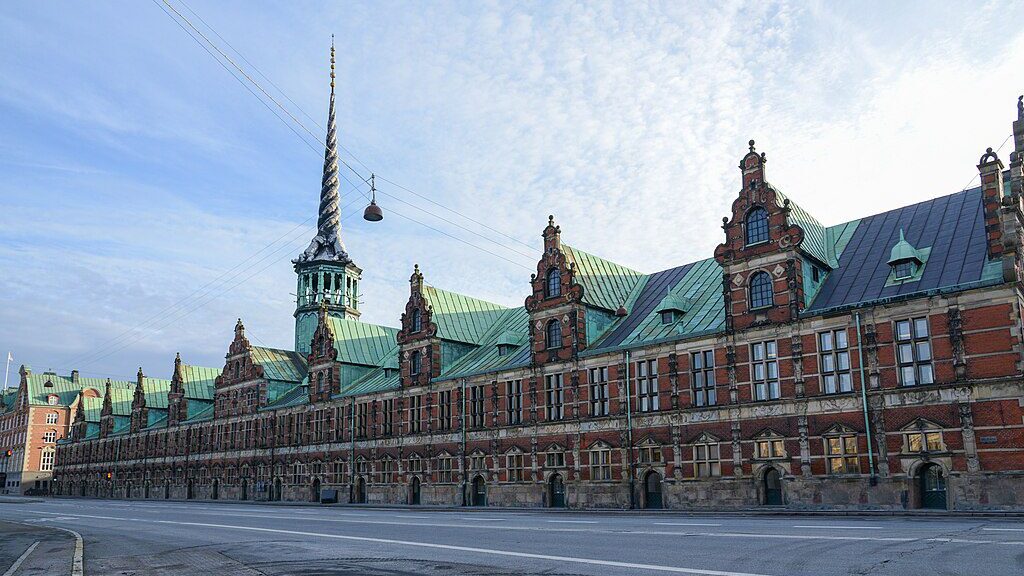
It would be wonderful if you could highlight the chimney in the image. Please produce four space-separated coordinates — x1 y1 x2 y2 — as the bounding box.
71 369 79 384
978 147 1005 259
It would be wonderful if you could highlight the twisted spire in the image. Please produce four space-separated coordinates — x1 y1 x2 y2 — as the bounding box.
296 37 350 264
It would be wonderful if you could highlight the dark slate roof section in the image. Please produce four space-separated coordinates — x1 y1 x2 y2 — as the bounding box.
807 187 997 312
596 263 696 349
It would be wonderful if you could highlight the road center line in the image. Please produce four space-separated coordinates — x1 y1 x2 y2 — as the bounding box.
655 522 724 527
791 525 882 530
983 527 1024 532
547 520 598 524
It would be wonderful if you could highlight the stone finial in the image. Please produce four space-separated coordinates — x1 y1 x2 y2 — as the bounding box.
979 147 1000 166
748 139 756 152
1018 95 1022 120
235 318 245 338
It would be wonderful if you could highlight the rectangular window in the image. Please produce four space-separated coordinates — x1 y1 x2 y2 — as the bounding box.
505 380 522 425
506 452 525 482
751 341 780 401
819 329 852 394
356 403 368 438
545 373 564 421
470 385 486 429
907 430 944 453
691 350 716 407
636 359 659 412
826 435 860 474
438 390 452 431
693 442 721 477
382 399 394 436
40 450 54 472
437 456 453 483
408 395 422 434
638 444 662 464
546 451 565 468
589 449 612 480
896 318 934 386
589 367 609 416
755 438 786 459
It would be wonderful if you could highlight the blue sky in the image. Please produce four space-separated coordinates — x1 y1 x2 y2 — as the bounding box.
2 1 1022 382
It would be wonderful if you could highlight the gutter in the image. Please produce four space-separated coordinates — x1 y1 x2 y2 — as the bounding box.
854 313 876 484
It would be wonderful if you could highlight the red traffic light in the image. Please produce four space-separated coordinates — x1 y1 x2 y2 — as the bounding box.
4 450 11 458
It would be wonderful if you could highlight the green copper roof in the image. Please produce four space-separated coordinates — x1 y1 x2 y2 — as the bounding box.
265 384 308 409
888 229 925 264
328 317 399 368
591 257 724 352
422 285 507 345
179 364 220 401
145 410 168 429
107 387 134 417
142 377 171 410
183 401 214 423
338 369 400 398
563 244 644 312
80 396 103 423
442 307 531 379
24 370 133 407
250 346 307 384
774 187 832 267
654 292 692 314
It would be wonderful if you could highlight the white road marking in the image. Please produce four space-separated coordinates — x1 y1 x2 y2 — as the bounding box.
983 527 1024 532
1 541 39 576
15 509 1024 547
791 525 882 530
27 513 775 576
460 517 507 521
547 520 598 524
655 522 723 527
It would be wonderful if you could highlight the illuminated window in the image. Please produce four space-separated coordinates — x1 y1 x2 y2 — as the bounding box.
693 436 722 477
825 433 860 474
755 434 786 459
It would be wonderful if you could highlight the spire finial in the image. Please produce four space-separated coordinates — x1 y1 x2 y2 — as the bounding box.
294 36 350 266
1018 95 1022 120
749 139 756 152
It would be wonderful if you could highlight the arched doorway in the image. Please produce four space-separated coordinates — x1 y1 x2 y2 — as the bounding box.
240 480 248 501
763 468 783 505
144 482 150 499
549 474 565 508
311 478 321 503
164 481 170 500
917 463 947 510
273 478 283 502
410 477 421 505
186 479 194 500
353 476 365 504
211 479 219 500
644 471 663 509
471 475 486 507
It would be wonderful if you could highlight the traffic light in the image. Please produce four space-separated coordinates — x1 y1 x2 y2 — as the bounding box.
3 449 11 458
105 472 112 480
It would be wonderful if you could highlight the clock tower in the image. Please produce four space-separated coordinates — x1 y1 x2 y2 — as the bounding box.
293 40 362 355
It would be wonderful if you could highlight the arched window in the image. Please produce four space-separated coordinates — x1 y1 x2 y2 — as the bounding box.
546 319 562 349
410 351 421 375
749 272 774 309
745 207 769 246
411 309 422 332
316 372 324 393
233 361 240 378
545 268 561 298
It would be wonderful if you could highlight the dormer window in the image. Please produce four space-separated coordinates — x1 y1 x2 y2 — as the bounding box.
410 351 421 375
660 311 675 325
497 344 512 357
655 292 689 325
411 309 422 332
887 229 929 284
47 394 59 406
745 207 769 246
545 268 561 298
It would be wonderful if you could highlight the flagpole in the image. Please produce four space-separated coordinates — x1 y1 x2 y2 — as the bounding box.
3 352 10 393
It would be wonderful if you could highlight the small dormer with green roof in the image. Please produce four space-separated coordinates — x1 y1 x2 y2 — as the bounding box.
886 229 930 285
293 42 363 355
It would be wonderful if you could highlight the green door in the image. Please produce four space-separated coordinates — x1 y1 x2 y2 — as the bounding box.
549 474 565 508
644 471 663 509
764 469 783 505
919 464 947 510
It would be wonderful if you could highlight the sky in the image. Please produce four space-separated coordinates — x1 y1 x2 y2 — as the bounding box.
1 0 1022 383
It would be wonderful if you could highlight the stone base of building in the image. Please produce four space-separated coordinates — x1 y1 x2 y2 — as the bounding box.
55 470 1024 511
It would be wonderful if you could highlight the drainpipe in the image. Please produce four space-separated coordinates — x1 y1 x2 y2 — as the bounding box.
350 397 356 501
855 313 876 484
624 350 635 509
460 377 468 507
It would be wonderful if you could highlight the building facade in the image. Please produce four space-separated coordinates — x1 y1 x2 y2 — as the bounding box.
49 57 1024 511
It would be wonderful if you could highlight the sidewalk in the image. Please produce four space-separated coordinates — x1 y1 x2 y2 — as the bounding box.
0 520 81 576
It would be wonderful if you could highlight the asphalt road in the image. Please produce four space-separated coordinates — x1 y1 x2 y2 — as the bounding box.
1 499 1023 576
